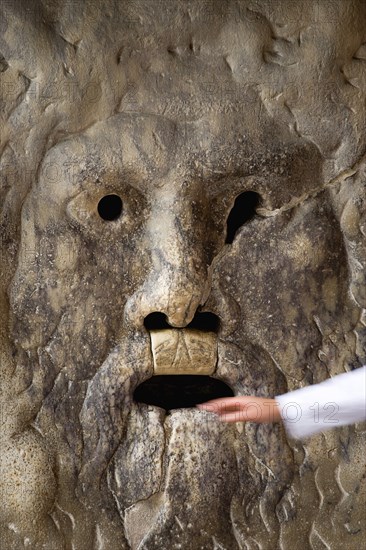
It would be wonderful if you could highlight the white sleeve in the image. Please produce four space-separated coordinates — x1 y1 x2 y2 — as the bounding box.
275 366 366 440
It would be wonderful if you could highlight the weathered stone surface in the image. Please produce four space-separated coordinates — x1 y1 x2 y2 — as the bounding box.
151 329 217 374
0 1 365 549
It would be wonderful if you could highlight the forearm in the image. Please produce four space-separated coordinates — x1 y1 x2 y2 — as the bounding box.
197 367 366 437
275 366 366 439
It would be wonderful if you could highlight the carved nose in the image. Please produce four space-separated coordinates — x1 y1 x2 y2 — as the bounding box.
124 189 209 329
124 244 207 328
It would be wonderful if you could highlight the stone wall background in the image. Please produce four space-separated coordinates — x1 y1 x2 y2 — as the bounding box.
1 1 365 549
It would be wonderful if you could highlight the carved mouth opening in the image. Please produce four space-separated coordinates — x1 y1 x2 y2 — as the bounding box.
133 375 234 411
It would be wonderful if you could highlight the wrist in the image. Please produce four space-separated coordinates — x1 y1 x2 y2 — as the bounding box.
272 399 282 422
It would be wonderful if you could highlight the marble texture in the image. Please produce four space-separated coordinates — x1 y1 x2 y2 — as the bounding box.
0 1 365 549
151 329 217 375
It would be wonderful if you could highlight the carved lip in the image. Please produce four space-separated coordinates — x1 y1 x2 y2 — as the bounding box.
132 329 234 411
150 328 218 375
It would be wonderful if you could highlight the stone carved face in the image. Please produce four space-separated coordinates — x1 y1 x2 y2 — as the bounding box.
2 1 365 549
8 109 353 547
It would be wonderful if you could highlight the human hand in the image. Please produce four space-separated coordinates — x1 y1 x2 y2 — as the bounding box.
196 396 282 423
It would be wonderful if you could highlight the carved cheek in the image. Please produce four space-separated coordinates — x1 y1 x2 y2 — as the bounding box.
209 196 350 379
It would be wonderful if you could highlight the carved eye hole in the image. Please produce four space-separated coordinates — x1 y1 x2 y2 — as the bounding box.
97 194 123 221
225 191 261 244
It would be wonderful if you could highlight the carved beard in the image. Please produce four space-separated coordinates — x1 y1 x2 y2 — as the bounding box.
10 302 293 550
72 335 293 549
105 337 293 549
71 322 293 549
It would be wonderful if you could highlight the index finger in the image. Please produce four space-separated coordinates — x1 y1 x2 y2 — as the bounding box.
197 397 241 408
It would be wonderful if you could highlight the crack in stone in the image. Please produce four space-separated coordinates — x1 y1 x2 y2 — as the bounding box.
257 156 364 219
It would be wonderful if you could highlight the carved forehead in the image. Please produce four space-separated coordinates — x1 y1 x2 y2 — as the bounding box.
70 114 179 176
42 109 323 205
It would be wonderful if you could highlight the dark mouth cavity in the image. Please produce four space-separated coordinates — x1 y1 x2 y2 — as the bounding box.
133 375 234 411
